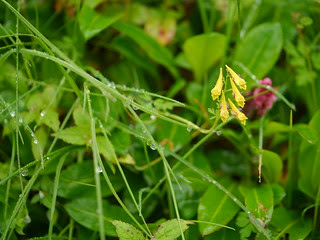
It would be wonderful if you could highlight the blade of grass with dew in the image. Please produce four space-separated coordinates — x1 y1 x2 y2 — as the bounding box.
166 149 271 240
17 48 197 130
97 119 152 236
48 154 68 240
128 106 186 240
86 84 105 240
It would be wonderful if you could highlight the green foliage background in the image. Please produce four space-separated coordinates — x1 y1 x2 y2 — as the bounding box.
0 0 320 239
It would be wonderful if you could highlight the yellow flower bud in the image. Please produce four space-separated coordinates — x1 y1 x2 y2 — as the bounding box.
220 91 229 122
225 65 246 90
227 98 248 125
230 78 245 108
211 68 223 100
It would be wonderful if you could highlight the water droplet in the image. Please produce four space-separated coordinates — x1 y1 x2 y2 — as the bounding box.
46 156 50 160
132 104 139 110
85 89 90 94
246 210 251 215
10 111 15 117
146 140 151 146
31 133 35 137
150 143 157 150
21 169 29 177
19 118 23 123
39 191 45 199
40 111 46 117
96 166 103 173
24 215 31 224
216 131 222 136
33 139 38 144
186 127 192 132
150 115 156 120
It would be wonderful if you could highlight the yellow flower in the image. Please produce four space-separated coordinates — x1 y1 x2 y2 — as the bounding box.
225 65 246 90
211 68 223 100
228 98 248 125
220 91 229 122
230 77 245 108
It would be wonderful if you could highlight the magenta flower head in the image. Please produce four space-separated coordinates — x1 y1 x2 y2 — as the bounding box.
245 78 277 116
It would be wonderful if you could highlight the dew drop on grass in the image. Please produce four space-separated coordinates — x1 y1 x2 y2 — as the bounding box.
24 215 31 224
216 131 222 136
10 111 15 117
96 166 103 173
21 169 29 177
150 115 156 120
33 139 38 144
31 133 35 137
40 111 46 117
19 118 23 123
39 191 45 199
186 126 192 132
132 104 139 110
150 143 157 150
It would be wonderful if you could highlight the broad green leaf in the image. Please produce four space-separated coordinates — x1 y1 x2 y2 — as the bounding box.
234 23 283 81
112 21 178 78
198 178 240 235
39 108 60 132
112 221 145 240
54 126 90 145
109 129 131 155
110 36 157 76
65 198 131 236
79 6 123 40
298 111 320 198
261 150 283 183
271 184 286 205
239 184 274 224
183 33 226 81
294 124 318 144
96 136 117 163
151 219 192 240
73 105 91 127
58 160 124 199
271 207 312 240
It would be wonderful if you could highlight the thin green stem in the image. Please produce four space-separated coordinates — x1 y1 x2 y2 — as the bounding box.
87 85 105 240
48 154 67 240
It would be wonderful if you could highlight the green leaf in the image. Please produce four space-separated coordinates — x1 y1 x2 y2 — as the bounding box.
73 105 91 127
261 150 283 183
112 221 145 240
112 21 178 78
294 124 318 144
271 184 286 206
58 161 124 199
298 110 320 198
151 219 192 240
54 126 90 145
79 6 123 40
183 33 226 81
65 198 131 236
239 184 274 224
198 178 240 235
234 23 283 80
271 207 312 240
39 108 60 132
110 36 157 76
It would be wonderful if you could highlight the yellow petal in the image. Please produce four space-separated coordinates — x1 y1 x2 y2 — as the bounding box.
227 98 248 125
211 68 223 100
230 78 245 108
225 65 246 90
220 92 229 122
